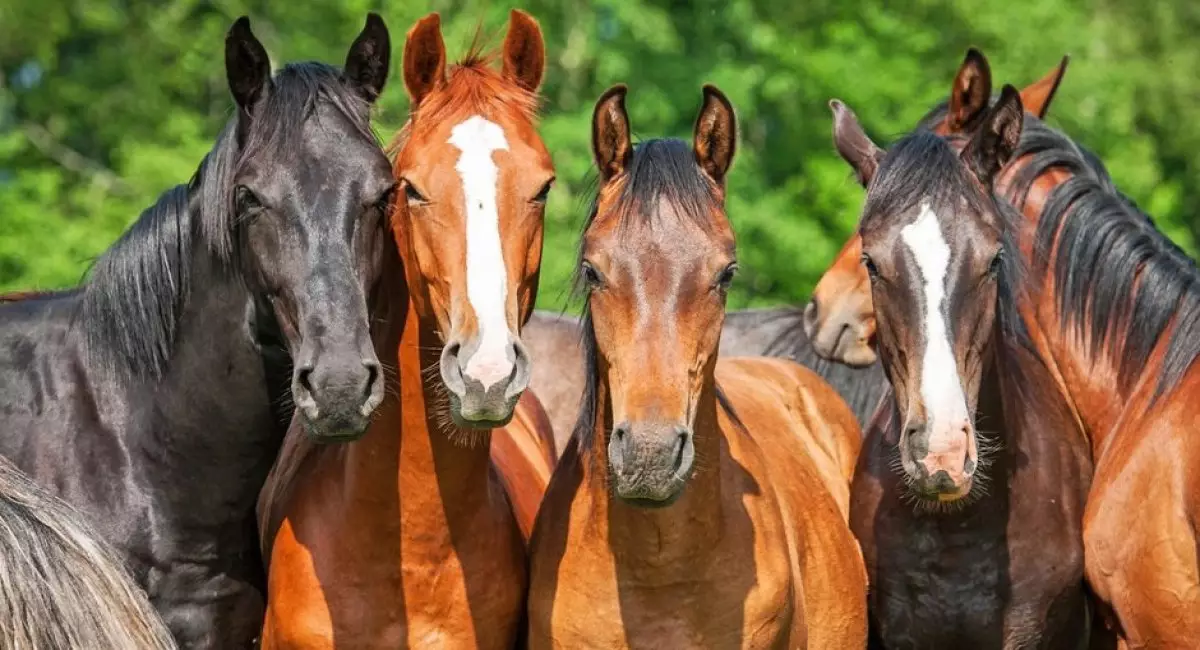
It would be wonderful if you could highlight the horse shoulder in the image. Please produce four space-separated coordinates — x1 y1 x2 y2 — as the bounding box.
526 437 621 645
714 358 869 647
716 356 862 515
491 391 555 542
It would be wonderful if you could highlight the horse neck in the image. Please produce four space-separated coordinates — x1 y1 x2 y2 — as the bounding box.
998 164 1125 449
342 269 495 529
580 368 725 573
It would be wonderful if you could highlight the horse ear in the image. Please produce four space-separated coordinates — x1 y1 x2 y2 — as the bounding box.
1019 55 1069 119
343 13 391 103
403 13 446 107
946 48 992 132
962 84 1023 185
829 99 885 187
502 10 546 93
225 17 272 115
592 85 632 182
693 85 737 185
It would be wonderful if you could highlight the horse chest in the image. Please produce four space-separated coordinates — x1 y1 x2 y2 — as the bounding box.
870 517 1011 648
537 538 794 649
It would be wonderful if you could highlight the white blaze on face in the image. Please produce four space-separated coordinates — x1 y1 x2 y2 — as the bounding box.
448 115 512 390
900 202 971 440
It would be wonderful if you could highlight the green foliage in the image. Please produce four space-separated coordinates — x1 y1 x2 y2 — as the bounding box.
1 0 1196 311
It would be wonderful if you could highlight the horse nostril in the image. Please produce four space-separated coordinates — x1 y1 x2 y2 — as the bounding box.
362 361 380 399
673 432 688 473
296 365 315 395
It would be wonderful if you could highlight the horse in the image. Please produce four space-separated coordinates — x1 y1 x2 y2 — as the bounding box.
0 16 393 648
0 456 177 649
814 48 1200 647
804 49 1068 365
527 84 867 648
524 51 1071 456
830 86 1095 648
257 11 556 648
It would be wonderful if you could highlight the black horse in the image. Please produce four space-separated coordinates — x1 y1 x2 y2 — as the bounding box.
0 15 393 648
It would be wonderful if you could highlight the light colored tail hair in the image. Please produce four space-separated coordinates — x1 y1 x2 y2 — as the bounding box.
0 457 176 649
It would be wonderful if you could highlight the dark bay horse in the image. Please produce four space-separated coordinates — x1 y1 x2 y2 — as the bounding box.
0 456 176 649
257 11 556 648
812 48 1200 648
832 86 1094 648
525 52 1071 454
805 49 1068 364
0 16 393 648
527 84 866 648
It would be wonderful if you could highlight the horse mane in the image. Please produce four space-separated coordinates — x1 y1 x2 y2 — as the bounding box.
1008 116 1200 398
79 62 373 380
386 45 540 156
572 139 743 452
0 457 177 649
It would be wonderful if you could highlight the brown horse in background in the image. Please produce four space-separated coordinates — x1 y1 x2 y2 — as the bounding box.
832 85 1095 648
527 84 866 648
257 11 555 648
805 50 1069 365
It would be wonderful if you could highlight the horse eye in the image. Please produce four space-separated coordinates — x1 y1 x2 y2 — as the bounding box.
532 179 554 204
581 261 604 289
235 185 262 214
374 186 396 213
715 262 739 291
988 252 1003 276
862 254 880 279
404 181 427 204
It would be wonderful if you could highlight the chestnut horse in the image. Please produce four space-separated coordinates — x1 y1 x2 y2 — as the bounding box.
832 86 1095 648
805 50 1069 366
257 11 556 648
527 85 866 648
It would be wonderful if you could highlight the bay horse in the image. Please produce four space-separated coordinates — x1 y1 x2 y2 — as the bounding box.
805 50 1069 366
0 15 392 648
258 11 556 648
527 84 867 648
831 87 1095 648
0 456 176 649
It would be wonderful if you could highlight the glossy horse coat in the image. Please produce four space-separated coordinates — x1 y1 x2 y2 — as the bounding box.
0 16 391 648
258 11 556 648
832 86 1094 648
527 84 867 648
0 456 177 649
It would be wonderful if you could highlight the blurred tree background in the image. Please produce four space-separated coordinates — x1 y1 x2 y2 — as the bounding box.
1 0 1196 310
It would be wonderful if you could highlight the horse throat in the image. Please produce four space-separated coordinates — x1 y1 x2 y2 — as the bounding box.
581 373 726 572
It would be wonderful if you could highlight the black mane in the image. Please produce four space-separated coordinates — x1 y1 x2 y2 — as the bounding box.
572 138 741 451
78 62 374 380
1009 116 1200 398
